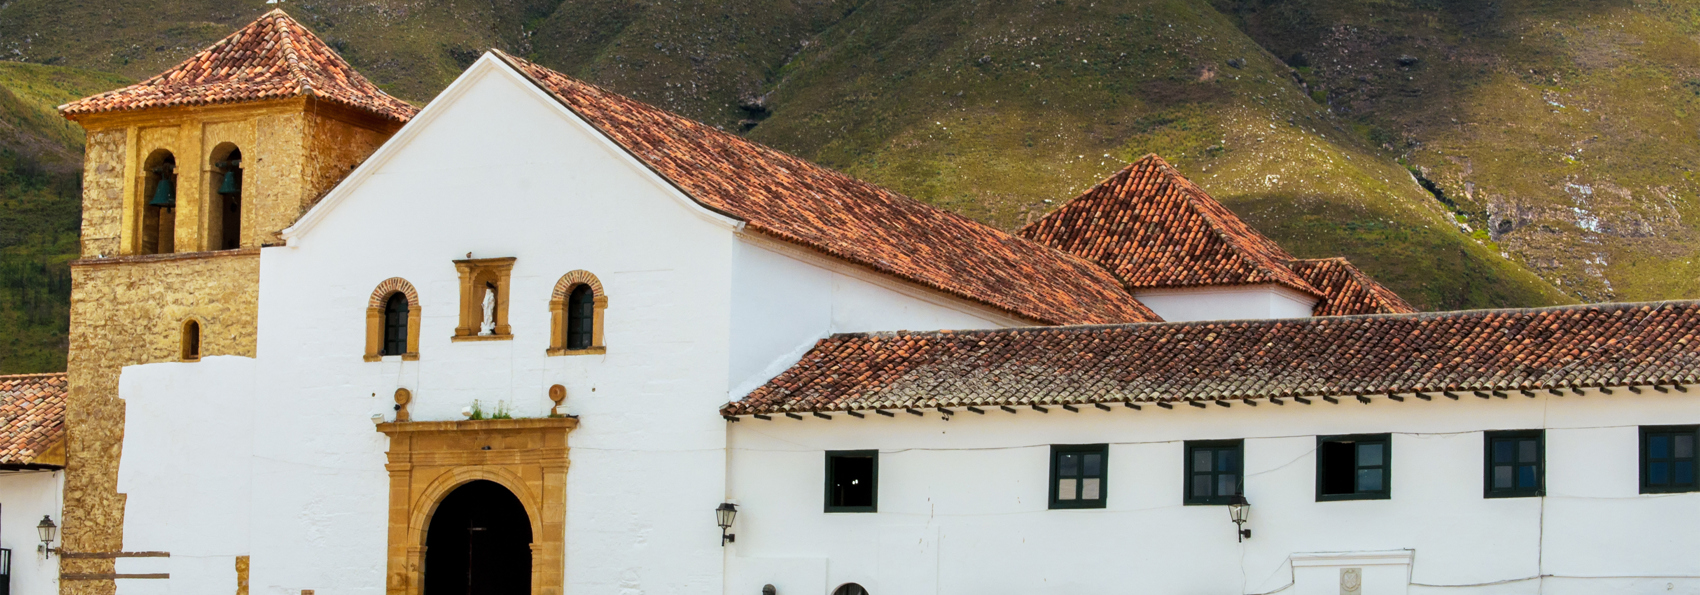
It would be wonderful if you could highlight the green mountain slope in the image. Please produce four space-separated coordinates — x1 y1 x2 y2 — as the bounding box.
0 62 129 373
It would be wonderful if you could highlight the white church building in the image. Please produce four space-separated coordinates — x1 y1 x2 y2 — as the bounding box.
20 11 1700 595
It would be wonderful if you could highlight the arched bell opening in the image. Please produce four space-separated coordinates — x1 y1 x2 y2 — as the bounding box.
422 479 533 595
209 143 244 250
141 149 178 254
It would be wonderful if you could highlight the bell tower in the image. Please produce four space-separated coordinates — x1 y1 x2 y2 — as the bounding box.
56 10 415 593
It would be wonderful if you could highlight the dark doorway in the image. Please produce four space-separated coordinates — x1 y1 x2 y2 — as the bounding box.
424 480 533 595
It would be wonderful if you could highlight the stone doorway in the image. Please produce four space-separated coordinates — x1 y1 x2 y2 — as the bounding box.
424 480 533 595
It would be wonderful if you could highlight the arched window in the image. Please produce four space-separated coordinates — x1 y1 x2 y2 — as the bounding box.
383 293 410 356
549 271 607 356
567 285 594 350
366 278 421 361
140 150 178 255
832 584 869 595
210 144 243 250
181 319 201 361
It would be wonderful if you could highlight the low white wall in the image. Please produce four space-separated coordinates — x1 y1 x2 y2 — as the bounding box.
1134 284 1317 322
727 389 1700 595
0 469 61 595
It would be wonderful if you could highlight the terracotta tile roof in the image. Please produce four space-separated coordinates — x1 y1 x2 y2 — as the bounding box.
59 10 417 123
1020 154 1321 298
1289 258 1417 316
723 301 1700 415
0 373 67 468
492 50 1155 325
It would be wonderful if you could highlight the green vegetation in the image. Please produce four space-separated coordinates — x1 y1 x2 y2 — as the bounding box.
10 0 1700 369
0 62 128 373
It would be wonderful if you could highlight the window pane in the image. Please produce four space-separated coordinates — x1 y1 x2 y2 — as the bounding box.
830 455 875 509
1677 435 1695 459
1650 462 1670 485
1676 462 1695 486
1358 443 1383 467
1518 465 1538 489
1218 449 1237 472
1058 478 1077 500
1082 478 1101 500
1493 440 1514 464
1519 440 1539 463
1084 453 1102 476
1217 473 1237 497
1650 435 1671 459
1193 475 1212 498
1194 449 1212 473
1357 468 1383 492
1320 441 1357 495
1493 465 1513 489
1059 453 1078 476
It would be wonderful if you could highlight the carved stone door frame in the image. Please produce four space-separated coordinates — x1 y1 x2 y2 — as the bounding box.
378 418 575 595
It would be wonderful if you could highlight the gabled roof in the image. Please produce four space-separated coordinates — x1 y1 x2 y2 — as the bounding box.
723 301 1700 416
1289 258 1417 316
0 373 67 469
491 51 1156 325
59 10 417 123
1020 154 1321 298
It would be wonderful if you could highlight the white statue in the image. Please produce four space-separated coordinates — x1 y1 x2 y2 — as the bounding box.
479 282 497 335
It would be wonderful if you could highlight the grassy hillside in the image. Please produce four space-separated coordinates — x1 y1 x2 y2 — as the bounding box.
0 62 129 373
13 0 1693 369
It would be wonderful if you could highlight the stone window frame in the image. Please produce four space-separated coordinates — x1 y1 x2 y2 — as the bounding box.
366 277 421 361
452 257 516 342
547 270 607 356
180 317 203 362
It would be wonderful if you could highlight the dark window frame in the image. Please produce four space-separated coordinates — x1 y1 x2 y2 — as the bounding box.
566 284 595 350
824 450 878 513
1484 430 1545 498
1048 444 1109 509
1640 425 1699 494
382 293 410 356
1184 439 1245 505
1316 433 1392 501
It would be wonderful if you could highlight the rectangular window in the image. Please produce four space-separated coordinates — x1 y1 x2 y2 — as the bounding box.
1641 425 1698 494
825 450 878 512
1484 430 1544 498
1317 434 1391 501
1049 444 1108 509
1185 440 1244 505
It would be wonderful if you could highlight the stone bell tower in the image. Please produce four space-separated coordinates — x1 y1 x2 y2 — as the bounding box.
56 10 415 593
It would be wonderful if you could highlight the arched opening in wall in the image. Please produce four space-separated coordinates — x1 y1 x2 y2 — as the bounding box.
382 293 409 356
141 150 178 254
423 480 532 595
181 319 201 361
832 583 869 595
547 271 606 356
209 144 244 250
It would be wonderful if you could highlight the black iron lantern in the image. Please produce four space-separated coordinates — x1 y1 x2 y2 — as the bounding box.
1228 495 1251 541
37 515 58 558
716 502 738 545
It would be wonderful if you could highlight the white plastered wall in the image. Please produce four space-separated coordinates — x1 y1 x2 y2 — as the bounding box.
726 389 1700 595
1135 284 1318 322
0 468 62 595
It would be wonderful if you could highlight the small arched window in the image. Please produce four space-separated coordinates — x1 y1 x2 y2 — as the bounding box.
140 150 178 255
366 278 421 361
181 320 201 361
549 271 607 356
832 584 868 595
382 293 410 356
567 285 594 350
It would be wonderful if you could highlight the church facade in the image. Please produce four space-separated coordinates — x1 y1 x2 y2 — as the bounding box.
25 10 1700 595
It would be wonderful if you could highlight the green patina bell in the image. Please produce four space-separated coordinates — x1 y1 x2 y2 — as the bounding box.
218 168 241 195
148 177 176 207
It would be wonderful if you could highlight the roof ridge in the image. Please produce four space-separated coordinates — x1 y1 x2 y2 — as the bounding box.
1154 159 1318 296
0 373 67 380
269 11 315 95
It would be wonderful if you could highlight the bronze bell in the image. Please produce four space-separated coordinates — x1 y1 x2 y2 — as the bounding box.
218 168 241 195
148 176 176 207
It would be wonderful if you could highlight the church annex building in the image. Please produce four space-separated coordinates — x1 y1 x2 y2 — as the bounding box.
0 10 1695 595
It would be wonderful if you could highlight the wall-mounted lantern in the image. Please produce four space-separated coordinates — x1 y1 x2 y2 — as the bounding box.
37 515 58 558
1228 495 1251 541
716 502 738 545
